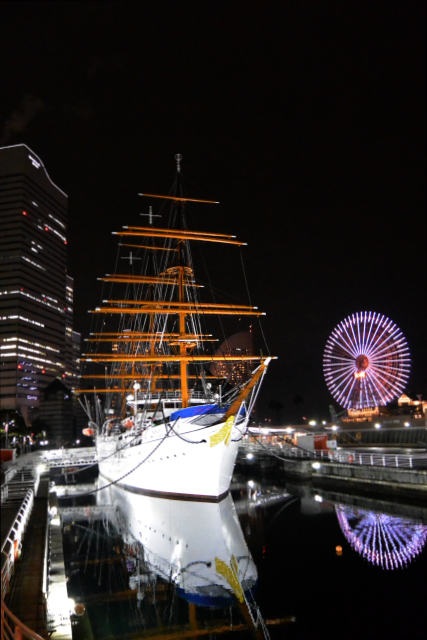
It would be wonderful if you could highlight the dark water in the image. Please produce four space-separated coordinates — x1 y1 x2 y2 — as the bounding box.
57 466 427 640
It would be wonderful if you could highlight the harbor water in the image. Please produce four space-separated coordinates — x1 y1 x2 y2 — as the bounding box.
55 462 427 640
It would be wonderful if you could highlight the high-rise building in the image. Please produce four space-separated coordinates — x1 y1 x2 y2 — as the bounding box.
0 144 70 424
209 331 254 386
65 274 81 390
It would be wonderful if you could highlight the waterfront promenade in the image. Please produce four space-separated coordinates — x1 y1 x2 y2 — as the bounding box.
239 438 427 499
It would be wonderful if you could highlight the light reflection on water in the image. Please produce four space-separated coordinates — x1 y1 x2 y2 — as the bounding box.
58 476 427 639
335 506 427 570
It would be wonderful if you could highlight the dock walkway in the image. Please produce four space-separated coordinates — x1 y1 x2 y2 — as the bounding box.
5 478 50 638
1 453 49 639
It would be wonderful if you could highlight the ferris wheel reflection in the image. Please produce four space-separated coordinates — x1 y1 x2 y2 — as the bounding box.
335 505 427 569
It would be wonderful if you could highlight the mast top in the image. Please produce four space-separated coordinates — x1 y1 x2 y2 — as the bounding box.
175 153 182 173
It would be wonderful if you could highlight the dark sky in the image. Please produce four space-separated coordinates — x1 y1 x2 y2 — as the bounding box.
1 1 425 422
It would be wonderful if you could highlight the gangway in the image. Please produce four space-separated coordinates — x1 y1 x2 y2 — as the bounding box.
41 447 97 469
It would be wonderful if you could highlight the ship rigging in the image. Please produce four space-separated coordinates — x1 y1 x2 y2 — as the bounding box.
77 155 275 500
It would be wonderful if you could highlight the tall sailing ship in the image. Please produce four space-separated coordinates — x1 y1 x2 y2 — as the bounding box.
78 155 274 500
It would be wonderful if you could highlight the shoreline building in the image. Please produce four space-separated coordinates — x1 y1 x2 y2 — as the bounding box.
38 378 74 447
209 331 254 387
65 274 81 391
0 144 79 425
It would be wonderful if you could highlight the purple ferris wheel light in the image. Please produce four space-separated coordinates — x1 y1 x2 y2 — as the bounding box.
323 312 411 410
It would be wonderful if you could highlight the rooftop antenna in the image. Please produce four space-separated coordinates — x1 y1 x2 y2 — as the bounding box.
175 153 182 173
140 206 161 225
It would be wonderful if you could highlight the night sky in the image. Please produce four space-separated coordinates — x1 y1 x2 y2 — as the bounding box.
1 1 425 422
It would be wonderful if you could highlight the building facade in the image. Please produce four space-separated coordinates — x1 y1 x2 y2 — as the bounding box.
0 144 72 424
38 378 74 447
65 274 81 390
209 331 254 387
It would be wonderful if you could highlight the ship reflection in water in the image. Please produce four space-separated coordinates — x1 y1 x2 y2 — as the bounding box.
59 478 427 639
62 485 269 639
100 487 258 612
335 505 427 570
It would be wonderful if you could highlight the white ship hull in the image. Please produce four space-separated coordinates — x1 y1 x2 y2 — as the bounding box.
97 417 243 500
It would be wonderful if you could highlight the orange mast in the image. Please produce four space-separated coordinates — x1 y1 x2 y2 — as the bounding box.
81 154 271 411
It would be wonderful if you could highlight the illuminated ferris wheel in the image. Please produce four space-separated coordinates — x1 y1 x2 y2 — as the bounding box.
323 312 411 410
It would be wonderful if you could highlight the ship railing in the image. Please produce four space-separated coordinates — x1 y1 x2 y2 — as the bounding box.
133 390 212 403
240 439 427 469
1 598 45 640
1 489 34 600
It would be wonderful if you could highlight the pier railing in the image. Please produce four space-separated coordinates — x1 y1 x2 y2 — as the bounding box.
1 463 41 602
1 599 45 640
1 490 34 600
240 439 427 469
316 449 427 469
